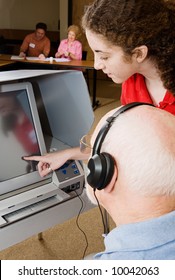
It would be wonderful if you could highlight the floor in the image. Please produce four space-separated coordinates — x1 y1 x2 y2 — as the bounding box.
0 77 121 260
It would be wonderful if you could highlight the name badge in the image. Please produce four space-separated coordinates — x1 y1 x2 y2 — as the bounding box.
29 43 35 48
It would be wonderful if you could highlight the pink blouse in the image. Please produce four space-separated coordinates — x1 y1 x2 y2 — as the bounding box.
57 39 82 60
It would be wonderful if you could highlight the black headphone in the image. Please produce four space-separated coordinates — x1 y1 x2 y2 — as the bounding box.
87 102 154 190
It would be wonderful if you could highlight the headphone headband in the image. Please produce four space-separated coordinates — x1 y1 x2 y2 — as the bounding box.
88 102 155 191
88 102 154 190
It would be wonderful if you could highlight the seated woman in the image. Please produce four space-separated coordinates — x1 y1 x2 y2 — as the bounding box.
55 25 82 60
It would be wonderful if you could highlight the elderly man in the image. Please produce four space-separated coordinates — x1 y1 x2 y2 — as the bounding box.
85 102 175 260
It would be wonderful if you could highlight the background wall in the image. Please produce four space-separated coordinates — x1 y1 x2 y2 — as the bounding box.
0 0 60 31
59 0 68 39
72 0 93 59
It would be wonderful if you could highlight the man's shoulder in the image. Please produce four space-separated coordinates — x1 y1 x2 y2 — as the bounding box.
44 35 51 42
24 32 35 39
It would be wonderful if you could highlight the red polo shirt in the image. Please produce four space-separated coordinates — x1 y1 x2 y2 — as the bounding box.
121 74 175 115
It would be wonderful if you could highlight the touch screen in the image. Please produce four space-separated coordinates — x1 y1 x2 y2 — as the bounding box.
0 89 40 181
0 82 49 197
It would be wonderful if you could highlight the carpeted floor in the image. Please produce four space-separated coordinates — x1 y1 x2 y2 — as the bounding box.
0 79 121 260
0 207 115 260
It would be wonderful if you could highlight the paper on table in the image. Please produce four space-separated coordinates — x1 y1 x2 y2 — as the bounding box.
11 56 40 61
11 55 25 60
11 56 71 62
26 57 41 61
55 58 71 62
45 57 71 62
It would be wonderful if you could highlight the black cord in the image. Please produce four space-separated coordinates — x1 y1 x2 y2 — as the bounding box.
93 189 109 235
74 190 89 259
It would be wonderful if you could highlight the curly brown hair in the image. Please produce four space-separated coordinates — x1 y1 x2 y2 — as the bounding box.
82 0 175 94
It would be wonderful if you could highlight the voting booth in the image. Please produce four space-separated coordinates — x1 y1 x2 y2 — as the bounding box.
0 69 94 250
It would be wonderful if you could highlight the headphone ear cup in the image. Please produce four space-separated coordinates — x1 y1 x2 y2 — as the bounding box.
87 152 115 190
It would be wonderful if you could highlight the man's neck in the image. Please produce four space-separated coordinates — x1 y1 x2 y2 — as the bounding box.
109 190 175 226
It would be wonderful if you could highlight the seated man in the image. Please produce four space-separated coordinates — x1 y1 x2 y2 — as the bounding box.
85 103 175 260
19 22 50 60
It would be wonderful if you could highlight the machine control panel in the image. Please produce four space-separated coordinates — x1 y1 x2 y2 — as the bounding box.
56 160 81 182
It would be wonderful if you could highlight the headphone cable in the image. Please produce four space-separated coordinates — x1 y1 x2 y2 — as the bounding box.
93 189 110 235
74 190 89 259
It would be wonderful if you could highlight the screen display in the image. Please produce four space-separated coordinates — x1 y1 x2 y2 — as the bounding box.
0 89 41 181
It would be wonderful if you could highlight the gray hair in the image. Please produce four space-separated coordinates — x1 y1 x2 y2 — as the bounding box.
101 105 175 196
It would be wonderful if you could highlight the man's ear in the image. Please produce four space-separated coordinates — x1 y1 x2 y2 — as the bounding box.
133 45 148 63
103 166 118 193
